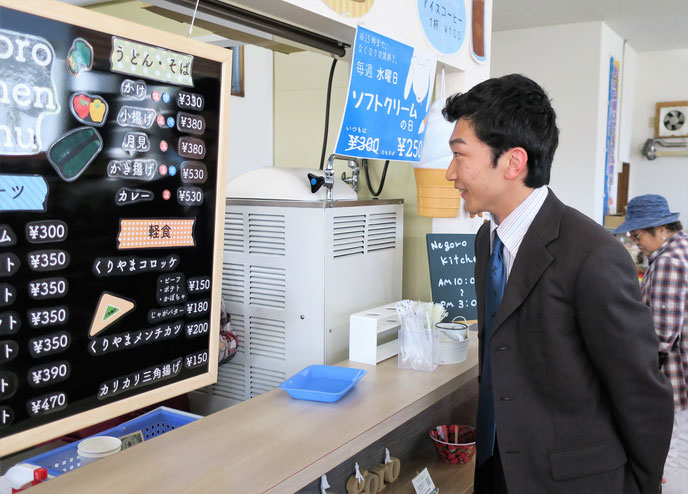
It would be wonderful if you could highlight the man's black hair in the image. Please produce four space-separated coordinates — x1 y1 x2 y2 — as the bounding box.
442 74 559 188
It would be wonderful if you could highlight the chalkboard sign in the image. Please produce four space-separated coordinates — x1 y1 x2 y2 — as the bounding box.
426 234 477 321
0 0 231 456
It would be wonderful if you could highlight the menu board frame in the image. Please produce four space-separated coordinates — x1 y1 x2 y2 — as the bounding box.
0 0 231 456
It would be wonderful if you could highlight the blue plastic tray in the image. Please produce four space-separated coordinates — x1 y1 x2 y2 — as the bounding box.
23 406 200 477
279 365 367 403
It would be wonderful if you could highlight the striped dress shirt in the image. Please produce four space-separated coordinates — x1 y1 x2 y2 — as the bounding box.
489 186 549 279
641 230 688 411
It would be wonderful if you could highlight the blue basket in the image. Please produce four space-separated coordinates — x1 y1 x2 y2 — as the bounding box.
279 364 367 403
23 406 200 477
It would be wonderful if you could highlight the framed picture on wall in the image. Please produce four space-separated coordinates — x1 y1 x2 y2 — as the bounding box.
655 101 688 137
231 46 245 97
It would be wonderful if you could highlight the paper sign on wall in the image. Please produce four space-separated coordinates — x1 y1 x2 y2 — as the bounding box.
417 0 467 54
334 26 436 162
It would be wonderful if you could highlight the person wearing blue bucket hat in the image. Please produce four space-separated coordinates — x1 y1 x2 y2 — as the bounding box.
613 194 680 238
615 194 687 494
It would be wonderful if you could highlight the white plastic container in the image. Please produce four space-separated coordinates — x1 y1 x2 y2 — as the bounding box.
77 436 122 466
349 302 401 365
397 328 439 372
3 463 40 490
439 336 470 364
437 322 470 364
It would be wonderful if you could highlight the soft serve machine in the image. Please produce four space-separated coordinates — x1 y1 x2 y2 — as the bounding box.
190 156 403 413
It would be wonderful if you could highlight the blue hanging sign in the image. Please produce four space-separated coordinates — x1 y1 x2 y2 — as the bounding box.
334 26 436 162
417 0 466 55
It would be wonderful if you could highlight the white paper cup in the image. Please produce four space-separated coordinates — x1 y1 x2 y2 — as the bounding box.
78 436 122 466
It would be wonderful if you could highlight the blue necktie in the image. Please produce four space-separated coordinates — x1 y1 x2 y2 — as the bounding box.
476 233 506 466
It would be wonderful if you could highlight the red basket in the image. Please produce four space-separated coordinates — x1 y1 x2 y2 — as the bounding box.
429 425 476 464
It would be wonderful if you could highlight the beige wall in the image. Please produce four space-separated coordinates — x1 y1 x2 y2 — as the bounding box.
274 50 433 301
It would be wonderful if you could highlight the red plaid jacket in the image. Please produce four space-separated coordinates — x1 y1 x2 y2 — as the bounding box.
641 230 688 411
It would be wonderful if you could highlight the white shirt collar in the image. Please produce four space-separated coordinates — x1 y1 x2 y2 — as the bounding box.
489 186 549 258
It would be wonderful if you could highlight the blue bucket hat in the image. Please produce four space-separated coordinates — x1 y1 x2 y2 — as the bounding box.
613 194 680 234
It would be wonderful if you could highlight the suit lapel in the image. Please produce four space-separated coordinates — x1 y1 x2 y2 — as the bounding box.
475 221 490 340
491 190 564 336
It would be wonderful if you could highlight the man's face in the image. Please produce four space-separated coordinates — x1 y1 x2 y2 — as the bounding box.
445 118 509 216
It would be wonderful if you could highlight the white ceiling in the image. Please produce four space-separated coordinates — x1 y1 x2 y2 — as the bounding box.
492 0 688 52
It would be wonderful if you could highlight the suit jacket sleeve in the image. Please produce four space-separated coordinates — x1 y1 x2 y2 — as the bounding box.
574 238 674 492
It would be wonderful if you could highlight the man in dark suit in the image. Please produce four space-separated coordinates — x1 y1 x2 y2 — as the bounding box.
443 74 674 493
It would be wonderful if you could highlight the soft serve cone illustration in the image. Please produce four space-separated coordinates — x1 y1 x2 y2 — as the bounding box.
413 97 460 217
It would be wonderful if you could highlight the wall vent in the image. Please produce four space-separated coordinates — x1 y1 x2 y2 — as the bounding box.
248 213 286 256
332 214 365 258
222 263 245 303
367 212 397 252
249 316 286 360
249 366 285 397
224 212 245 253
211 362 246 402
249 266 286 309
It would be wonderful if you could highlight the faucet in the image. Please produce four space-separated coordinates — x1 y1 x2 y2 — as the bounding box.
323 153 337 202
340 159 360 193
308 155 359 204
323 154 359 202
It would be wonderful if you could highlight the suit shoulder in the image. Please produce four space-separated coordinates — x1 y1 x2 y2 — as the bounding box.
558 205 629 258
561 206 611 240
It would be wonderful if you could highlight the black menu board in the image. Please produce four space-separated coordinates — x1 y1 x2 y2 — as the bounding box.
426 233 478 321
0 1 231 455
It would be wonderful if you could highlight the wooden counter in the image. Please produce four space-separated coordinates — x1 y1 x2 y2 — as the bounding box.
33 339 478 493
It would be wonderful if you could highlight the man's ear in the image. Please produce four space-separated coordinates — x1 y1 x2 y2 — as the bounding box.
504 147 528 181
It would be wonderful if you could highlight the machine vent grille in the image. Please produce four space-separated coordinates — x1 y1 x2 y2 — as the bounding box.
249 266 286 309
222 263 245 303
249 316 286 360
332 214 365 258
211 362 246 402
224 212 245 253
228 313 245 355
248 213 286 256
367 212 397 252
249 366 285 397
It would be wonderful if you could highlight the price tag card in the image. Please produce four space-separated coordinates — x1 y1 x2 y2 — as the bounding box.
411 468 438 494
